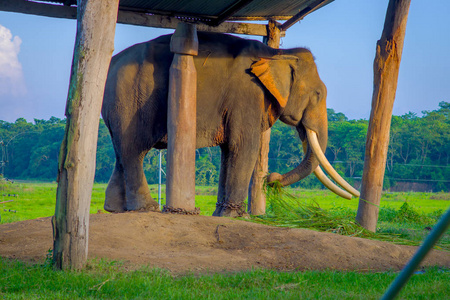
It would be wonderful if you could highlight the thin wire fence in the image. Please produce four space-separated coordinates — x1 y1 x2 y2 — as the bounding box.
151 151 450 190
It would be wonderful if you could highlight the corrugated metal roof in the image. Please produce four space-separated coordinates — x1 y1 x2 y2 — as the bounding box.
39 0 333 23
236 0 314 18
119 0 233 17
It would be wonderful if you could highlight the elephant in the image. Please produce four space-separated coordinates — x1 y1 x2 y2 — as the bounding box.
101 32 359 217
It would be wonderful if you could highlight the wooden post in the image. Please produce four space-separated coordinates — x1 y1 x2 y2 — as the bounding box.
248 20 281 215
356 0 411 232
52 0 119 269
164 23 199 214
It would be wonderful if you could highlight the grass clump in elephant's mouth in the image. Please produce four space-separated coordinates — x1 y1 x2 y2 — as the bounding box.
250 181 419 246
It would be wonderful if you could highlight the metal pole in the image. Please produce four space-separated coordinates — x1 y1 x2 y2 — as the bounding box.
0 140 4 178
381 206 450 300
158 150 162 209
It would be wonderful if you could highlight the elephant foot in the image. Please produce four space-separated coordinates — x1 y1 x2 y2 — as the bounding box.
138 201 160 212
213 202 246 217
126 191 160 212
104 201 126 213
104 183 126 213
212 205 223 217
220 208 242 218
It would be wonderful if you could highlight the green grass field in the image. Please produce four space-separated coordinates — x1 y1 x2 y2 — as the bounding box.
1 182 448 223
0 181 107 223
1 258 449 299
1 181 449 299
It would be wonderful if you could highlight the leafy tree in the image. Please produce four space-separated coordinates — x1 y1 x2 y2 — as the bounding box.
327 108 348 122
0 102 448 191
195 152 218 185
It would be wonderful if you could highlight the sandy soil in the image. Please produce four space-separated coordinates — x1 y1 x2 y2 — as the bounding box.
0 211 449 274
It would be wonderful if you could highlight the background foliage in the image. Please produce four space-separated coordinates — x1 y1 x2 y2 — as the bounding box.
0 102 449 191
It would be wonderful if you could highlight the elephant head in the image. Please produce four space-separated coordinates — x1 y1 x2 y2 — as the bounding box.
251 50 359 198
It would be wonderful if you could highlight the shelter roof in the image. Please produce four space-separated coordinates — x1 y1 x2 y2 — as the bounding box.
35 0 334 29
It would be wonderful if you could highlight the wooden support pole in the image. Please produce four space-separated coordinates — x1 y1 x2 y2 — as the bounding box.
248 20 282 215
165 23 198 213
52 0 119 269
356 0 411 232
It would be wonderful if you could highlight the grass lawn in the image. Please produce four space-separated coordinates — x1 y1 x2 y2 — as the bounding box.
0 181 107 223
286 188 450 213
1 258 449 300
1 182 448 223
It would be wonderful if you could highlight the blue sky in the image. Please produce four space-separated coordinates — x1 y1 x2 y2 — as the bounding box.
0 0 449 122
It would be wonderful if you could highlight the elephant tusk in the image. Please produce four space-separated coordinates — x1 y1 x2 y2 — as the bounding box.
313 166 352 200
301 140 352 199
306 128 360 197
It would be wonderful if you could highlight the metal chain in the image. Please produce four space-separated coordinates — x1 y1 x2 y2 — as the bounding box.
218 201 246 217
162 205 200 215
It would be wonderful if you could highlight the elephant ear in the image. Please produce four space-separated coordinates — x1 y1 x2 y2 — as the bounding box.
250 56 296 108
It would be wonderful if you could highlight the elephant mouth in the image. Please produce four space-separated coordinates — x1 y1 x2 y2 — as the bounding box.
306 128 360 199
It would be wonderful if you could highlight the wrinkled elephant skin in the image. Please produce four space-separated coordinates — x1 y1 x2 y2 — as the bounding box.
102 32 329 217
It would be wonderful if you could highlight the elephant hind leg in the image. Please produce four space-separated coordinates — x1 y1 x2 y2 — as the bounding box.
123 152 160 212
104 161 126 212
105 150 159 213
213 145 228 216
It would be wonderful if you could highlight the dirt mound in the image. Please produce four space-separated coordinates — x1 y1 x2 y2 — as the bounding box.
0 212 449 273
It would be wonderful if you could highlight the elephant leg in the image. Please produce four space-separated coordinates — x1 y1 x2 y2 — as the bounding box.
217 138 260 217
213 146 228 216
104 160 126 212
122 152 159 212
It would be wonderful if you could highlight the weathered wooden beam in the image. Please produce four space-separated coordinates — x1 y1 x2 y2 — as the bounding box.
356 0 411 232
52 0 119 270
164 22 198 214
248 20 281 216
229 16 291 21
0 0 270 36
0 0 77 19
118 10 269 36
118 5 217 21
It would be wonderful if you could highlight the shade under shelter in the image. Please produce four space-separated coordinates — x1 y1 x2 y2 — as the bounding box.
0 0 410 269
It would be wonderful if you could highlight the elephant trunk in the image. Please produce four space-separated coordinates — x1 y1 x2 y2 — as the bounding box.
267 124 326 186
267 126 360 199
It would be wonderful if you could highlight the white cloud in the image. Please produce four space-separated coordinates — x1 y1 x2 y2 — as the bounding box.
0 24 26 97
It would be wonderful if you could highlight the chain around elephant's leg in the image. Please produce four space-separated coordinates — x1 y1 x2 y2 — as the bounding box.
219 201 247 217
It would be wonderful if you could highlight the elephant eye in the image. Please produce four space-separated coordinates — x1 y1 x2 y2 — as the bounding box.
315 90 321 99
313 90 321 104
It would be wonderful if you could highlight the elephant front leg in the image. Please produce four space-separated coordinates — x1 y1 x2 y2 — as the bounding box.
123 154 160 212
215 141 259 217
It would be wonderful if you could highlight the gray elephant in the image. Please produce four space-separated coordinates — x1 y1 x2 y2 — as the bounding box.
102 32 358 217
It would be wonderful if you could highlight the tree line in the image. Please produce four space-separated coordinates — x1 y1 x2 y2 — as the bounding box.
1 102 449 192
